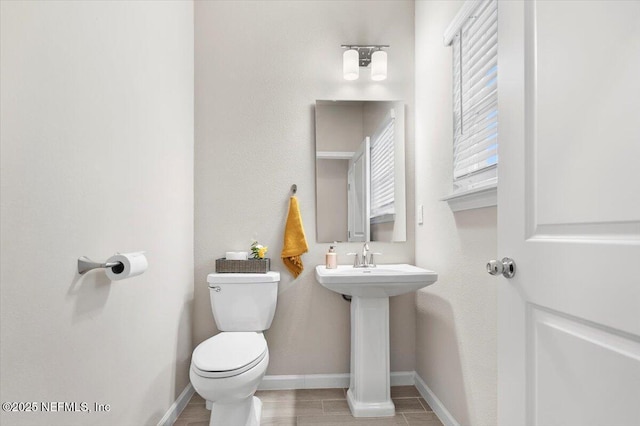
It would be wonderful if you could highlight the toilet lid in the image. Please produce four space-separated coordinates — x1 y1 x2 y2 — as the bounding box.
192 332 267 373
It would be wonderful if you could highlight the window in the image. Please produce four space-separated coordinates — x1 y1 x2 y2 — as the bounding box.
443 0 498 210
370 109 395 223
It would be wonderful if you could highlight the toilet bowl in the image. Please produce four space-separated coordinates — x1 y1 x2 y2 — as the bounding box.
190 271 280 426
190 332 269 426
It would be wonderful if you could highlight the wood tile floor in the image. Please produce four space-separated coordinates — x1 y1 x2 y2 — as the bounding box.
174 386 443 426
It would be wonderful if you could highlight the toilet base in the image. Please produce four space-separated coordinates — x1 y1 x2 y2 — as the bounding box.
207 396 262 426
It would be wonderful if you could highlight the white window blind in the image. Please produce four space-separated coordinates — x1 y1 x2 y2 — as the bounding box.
370 110 395 222
449 0 498 193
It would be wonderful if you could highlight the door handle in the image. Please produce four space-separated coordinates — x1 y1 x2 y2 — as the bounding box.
487 258 516 278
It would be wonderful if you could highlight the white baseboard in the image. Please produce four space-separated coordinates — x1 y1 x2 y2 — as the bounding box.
259 373 345 390
258 371 415 390
390 371 416 386
157 383 195 426
414 373 460 426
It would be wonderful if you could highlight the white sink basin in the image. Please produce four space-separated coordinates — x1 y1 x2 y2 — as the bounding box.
315 264 438 297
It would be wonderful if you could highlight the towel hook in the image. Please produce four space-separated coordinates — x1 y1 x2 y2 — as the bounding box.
291 184 297 195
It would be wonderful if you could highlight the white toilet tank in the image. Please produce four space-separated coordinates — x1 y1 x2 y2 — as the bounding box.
207 271 280 331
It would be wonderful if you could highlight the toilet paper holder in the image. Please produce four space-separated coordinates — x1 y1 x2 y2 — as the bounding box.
77 256 124 275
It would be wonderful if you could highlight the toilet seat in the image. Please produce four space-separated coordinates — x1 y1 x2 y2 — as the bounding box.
191 352 266 379
191 332 267 379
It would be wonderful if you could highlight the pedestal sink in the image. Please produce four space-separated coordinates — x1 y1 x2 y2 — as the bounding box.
315 264 438 418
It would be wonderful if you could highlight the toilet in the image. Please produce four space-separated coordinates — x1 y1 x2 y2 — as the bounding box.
189 271 280 426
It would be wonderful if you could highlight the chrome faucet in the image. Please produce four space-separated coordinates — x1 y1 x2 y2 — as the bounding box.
347 243 381 268
362 243 370 263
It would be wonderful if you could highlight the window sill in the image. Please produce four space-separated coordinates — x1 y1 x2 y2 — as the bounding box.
441 184 497 212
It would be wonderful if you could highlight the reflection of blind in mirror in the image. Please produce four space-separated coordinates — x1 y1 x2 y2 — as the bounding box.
370 110 395 222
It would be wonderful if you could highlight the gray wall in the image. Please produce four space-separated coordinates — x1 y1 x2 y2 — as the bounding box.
414 1 498 425
195 0 416 375
0 2 194 425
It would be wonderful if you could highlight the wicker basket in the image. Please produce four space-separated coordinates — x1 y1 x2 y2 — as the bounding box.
215 258 270 273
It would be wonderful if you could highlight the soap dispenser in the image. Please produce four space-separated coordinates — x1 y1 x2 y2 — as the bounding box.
325 246 337 269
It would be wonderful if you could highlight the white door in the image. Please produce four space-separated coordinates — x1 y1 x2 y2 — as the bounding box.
498 1 640 425
348 137 370 242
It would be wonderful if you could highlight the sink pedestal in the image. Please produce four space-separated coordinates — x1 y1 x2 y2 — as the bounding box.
347 296 395 417
314 264 438 418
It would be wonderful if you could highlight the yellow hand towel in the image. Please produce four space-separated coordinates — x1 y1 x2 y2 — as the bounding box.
281 196 309 278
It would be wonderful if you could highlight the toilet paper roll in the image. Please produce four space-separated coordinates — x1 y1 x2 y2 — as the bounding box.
225 251 249 260
105 252 148 281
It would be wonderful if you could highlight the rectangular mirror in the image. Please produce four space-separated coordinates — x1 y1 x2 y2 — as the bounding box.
315 100 406 242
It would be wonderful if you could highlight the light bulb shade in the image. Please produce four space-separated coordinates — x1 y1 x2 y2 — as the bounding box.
371 50 387 81
343 49 359 80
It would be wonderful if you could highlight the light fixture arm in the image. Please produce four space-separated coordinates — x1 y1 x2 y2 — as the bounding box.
341 45 389 67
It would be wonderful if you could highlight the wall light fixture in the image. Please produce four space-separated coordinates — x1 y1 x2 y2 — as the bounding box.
341 45 389 81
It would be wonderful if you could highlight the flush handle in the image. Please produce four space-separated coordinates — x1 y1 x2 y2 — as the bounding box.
211 286 221 292
487 258 516 278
